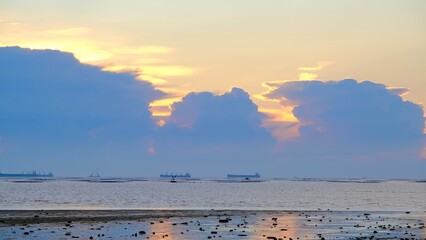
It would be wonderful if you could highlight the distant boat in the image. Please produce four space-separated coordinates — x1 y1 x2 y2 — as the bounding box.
160 172 191 179
227 173 260 179
89 171 101 178
0 171 53 178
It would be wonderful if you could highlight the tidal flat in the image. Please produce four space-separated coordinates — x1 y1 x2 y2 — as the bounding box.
0 210 425 239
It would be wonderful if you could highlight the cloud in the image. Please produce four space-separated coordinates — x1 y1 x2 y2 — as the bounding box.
298 72 318 81
265 79 425 160
0 21 195 85
297 61 334 80
164 88 273 142
0 47 166 140
140 88 277 177
0 47 165 174
0 47 276 176
1 47 424 177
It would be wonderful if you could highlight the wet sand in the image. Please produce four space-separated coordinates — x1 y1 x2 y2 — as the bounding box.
0 210 425 239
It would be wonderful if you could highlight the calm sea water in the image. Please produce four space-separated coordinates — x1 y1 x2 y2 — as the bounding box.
0 179 425 211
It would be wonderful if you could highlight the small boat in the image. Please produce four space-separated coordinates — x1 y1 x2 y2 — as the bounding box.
89 171 100 178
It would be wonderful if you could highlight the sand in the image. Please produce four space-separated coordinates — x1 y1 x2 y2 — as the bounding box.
0 210 425 239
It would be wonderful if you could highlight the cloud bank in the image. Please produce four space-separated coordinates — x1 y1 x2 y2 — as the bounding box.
265 79 425 170
0 47 274 176
0 47 164 175
0 47 163 140
0 47 424 178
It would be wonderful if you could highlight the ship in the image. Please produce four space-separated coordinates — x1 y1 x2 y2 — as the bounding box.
227 173 260 179
0 171 53 178
160 172 191 179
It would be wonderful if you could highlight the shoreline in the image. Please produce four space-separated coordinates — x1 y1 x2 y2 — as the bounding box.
0 209 424 224
1 210 424 239
0 209 294 225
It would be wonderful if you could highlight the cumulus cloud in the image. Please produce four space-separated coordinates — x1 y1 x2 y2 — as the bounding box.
163 87 274 143
0 47 163 140
148 88 276 175
0 47 165 175
266 79 425 160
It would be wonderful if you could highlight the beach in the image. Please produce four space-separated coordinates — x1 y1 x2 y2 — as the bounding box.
1 210 425 239
1 180 425 239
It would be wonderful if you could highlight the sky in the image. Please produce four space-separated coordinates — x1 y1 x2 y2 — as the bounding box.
0 0 425 178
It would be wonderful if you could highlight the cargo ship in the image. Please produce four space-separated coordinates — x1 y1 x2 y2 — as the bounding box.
227 173 260 179
160 172 191 179
0 171 53 178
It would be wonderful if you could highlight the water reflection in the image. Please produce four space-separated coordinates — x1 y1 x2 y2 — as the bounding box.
1 211 424 239
251 212 316 239
146 218 176 240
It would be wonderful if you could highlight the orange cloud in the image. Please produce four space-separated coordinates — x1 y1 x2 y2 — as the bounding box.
149 97 183 117
260 107 300 141
0 23 195 88
297 61 334 80
298 72 317 80
259 107 297 123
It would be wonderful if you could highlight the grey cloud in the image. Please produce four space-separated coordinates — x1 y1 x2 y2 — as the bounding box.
266 79 425 159
0 47 164 141
162 87 274 144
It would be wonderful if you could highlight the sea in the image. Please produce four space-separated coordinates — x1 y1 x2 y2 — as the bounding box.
0 178 425 211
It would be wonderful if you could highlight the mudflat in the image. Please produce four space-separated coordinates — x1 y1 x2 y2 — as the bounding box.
0 210 425 239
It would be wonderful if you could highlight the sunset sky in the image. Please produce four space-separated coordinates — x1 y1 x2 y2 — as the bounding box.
0 0 425 177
